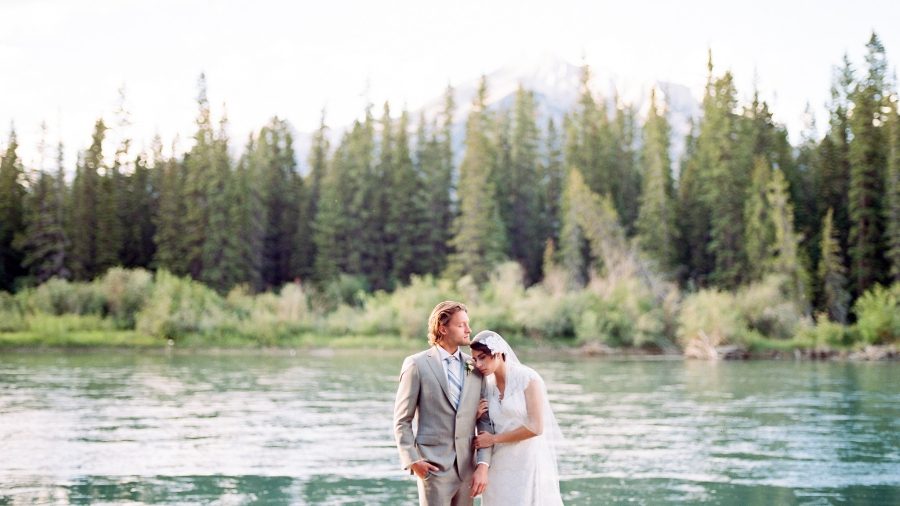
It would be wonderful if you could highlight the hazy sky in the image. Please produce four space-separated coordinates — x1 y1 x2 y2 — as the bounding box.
2 0 898 169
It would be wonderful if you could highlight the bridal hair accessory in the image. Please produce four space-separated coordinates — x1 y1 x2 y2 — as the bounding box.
472 330 520 365
480 332 507 356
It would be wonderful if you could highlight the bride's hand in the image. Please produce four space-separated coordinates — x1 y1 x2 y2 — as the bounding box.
474 431 496 449
476 398 488 419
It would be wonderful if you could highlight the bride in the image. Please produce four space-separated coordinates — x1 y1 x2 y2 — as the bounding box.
470 330 564 505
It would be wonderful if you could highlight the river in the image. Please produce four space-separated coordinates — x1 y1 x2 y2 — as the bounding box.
1 350 897 505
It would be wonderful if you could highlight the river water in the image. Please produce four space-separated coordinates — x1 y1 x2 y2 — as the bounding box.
0 350 897 505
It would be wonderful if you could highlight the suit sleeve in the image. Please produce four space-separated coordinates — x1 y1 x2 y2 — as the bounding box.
393 356 421 470
475 378 493 466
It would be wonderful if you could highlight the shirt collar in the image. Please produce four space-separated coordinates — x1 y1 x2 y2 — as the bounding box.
436 344 461 362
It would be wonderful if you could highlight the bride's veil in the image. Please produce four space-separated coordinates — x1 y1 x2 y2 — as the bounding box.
471 330 564 481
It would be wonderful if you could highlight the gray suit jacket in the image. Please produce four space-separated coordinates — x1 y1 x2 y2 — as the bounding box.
394 346 492 479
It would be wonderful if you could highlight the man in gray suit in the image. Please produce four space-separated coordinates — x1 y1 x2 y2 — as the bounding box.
394 301 492 505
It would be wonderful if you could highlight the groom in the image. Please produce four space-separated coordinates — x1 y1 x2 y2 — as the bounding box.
393 301 492 505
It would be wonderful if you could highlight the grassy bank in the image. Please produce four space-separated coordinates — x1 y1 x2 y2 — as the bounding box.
0 265 897 355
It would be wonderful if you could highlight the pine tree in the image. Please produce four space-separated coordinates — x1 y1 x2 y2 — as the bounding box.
94 159 124 273
505 85 544 283
153 141 189 276
225 134 265 291
446 76 506 283
541 117 564 248
818 56 854 255
304 111 330 279
387 110 427 284
767 168 809 309
848 32 889 297
122 151 156 268
559 169 591 287
200 107 236 291
313 112 374 283
362 103 394 291
69 120 105 280
817 208 850 323
886 96 900 281
16 141 70 284
182 74 215 280
696 54 746 288
415 86 456 276
675 120 712 285
610 97 641 233
636 88 675 271
743 157 775 282
0 127 28 289
795 103 822 270
565 64 611 198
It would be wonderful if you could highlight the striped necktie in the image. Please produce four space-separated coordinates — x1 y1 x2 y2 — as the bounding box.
445 355 462 410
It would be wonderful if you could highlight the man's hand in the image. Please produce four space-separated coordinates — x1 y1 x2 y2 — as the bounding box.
410 460 439 480
470 463 489 497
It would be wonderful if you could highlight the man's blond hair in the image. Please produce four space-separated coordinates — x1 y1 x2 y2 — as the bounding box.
427 301 468 346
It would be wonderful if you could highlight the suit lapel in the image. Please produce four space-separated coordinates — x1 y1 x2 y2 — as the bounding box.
425 346 455 408
458 351 476 411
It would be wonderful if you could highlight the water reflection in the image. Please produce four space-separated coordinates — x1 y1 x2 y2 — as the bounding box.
1 351 898 505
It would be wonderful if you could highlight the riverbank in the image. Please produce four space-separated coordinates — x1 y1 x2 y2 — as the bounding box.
2 329 897 362
1 268 897 358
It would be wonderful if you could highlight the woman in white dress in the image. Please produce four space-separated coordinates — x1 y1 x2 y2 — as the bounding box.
471 330 564 505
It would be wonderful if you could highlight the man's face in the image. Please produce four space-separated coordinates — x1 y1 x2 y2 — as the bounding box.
440 310 471 349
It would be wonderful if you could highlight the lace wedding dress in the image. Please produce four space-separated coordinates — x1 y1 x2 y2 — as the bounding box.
481 361 564 505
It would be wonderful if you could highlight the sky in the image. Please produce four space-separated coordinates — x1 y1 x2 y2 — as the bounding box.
1 0 899 171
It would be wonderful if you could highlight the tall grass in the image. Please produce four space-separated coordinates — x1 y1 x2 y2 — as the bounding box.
0 267 895 350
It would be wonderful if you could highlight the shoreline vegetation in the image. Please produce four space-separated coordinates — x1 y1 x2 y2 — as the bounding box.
0 266 896 361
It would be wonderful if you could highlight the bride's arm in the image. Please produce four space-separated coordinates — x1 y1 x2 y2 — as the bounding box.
474 379 544 447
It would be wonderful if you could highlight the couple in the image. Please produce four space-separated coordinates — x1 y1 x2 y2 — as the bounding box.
393 301 563 505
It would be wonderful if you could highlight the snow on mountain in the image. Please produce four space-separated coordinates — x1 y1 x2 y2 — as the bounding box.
296 55 700 175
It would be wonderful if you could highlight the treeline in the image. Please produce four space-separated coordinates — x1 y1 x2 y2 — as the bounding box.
0 33 898 327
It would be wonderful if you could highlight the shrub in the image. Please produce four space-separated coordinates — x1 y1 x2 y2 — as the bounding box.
735 275 808 340
853 283 900 345
798 313 852 348
567 275 668 348
135 271 233 339
314 274 370 311
99 268 154 328
474 263 527 337
25 277 105 316
677 289 745 347
0 291 25 331
514 287 580 338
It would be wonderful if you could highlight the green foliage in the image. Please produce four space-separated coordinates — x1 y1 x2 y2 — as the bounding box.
0 291 24 331
447 76 507 283
135 270 230 339
734 275 809 340
636 88 675 271
677 288 746 347
677 275 809 347
798 313 852 348
817 208 851 323
575 277 667 348
25 277 105 315
852 283 900 344
98 267 153 328
848 33 890 296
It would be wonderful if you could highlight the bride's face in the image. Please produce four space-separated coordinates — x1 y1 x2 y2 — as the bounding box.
472 350 501 376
